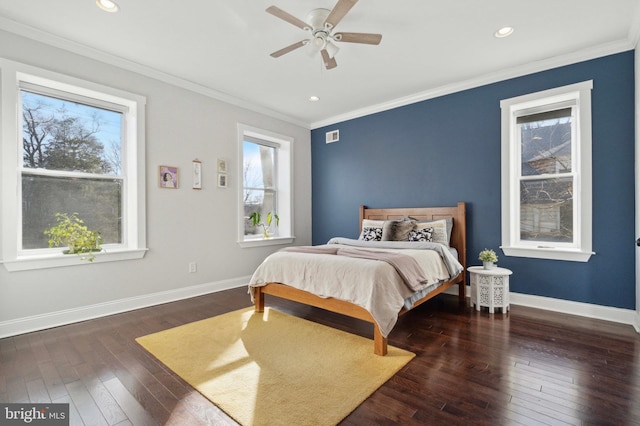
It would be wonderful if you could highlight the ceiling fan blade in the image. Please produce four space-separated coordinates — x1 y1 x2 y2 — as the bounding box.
270 40 308 58
324 0 358 29
266 6 309 30
334 32 382 45
321 49 338 70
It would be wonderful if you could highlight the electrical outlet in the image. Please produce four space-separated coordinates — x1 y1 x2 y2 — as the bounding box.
188 262 197 273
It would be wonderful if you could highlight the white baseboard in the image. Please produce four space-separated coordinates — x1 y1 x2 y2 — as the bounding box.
0 276 250 339
2 280 637 339
509 292 638 328
446 285 639 332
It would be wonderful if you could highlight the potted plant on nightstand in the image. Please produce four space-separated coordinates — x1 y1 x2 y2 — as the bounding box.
249 211 279 239
44 212 103 261
479 248 498 269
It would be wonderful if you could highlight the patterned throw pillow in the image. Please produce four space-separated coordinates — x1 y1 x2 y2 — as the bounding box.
359 219 384 240
409 227 434 242
360 227 382 241
414 219 451 246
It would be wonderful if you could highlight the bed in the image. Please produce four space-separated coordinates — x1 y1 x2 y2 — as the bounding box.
249 202 467 356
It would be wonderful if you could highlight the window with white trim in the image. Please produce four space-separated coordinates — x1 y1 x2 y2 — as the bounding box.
500 81 593 262
237 124 294 247
0 59 147 271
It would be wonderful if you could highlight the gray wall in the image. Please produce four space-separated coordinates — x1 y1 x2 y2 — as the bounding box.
0 30 312 334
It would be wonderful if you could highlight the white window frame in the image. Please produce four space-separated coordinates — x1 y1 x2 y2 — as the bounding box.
500 81 594 262
237 123 294 247
0 58 147 271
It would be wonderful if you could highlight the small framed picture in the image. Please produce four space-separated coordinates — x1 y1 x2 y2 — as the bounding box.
217 173 227 188
159 165 178 189
192 159 202 190
217 159 227 173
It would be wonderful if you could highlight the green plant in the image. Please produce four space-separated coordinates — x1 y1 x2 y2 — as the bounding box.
44 213 102 261
478 248 498 263
249 211 279 238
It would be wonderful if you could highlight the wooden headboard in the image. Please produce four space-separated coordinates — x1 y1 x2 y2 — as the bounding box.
359 202 467 286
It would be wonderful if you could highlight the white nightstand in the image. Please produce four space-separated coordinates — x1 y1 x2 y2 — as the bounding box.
468 266 513 314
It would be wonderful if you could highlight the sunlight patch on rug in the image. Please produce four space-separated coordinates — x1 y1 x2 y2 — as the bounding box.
136 307 414 426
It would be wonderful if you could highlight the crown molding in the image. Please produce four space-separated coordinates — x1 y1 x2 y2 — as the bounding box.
310 39 635 129
0 16 309 129
0 15 634 132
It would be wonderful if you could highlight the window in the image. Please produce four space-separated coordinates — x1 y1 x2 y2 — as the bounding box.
243 138 278 237
500 81 593 262
237 123 294 247
0 59 147 271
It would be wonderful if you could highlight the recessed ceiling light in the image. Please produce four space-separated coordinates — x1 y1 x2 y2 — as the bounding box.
96 0 119 13
309 96 320 102
494 26 514 38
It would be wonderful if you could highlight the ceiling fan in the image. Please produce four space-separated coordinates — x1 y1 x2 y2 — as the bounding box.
266 0 382 70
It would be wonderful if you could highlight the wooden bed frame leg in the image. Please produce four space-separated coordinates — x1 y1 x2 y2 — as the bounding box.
373 323 388 356
458 279 466 302
254 287 265 313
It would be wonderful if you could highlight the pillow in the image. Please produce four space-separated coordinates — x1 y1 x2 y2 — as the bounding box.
358 219 384 240
360 226 382 241
382 219 416 241
414 218 453 246
409 226 434 242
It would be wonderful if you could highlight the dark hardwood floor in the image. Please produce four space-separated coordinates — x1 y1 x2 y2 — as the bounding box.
1 286 638 425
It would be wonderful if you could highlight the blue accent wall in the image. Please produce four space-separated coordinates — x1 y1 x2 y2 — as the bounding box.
311 51 636 310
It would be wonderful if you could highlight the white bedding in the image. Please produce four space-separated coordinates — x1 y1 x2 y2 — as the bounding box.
248 241 462 338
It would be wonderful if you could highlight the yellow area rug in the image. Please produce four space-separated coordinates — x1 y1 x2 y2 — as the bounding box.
136 307 415 426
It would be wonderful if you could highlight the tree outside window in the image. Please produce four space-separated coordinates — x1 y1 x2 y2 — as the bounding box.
20 89 124 250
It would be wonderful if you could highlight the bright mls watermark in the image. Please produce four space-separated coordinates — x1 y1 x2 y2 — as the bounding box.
1 404 69 425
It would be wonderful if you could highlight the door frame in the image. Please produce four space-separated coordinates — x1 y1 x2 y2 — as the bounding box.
635 46 640 333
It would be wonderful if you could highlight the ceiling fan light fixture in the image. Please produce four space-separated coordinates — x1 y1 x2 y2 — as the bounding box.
96 0 119 13
312 36 326 50
494 26 514 38
325 40 339 58
307 37 324 57
309 96 320 102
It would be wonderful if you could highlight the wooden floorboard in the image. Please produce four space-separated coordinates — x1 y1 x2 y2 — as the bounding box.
0 287 638 425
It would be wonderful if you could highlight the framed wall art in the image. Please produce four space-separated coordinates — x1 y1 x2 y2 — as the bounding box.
217 158 227 173
192 159 202 189
217 173 227 188
159 165 178 189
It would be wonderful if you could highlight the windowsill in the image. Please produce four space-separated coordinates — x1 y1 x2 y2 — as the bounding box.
238 236 295 248
1 248 149 272
501 246 594 262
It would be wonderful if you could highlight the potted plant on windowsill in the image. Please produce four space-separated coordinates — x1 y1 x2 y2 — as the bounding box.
479 248 498 269
44 213 103 261
249 211 279 239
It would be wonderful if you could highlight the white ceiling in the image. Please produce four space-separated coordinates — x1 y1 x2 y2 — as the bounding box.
0 0 638 129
